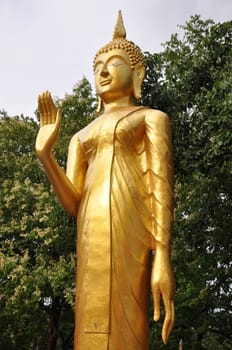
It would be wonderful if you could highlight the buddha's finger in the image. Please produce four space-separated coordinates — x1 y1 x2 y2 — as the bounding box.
153 288 161 322
39 92 48 124
44 91 53 123
162 299 174 344
38 94 44 126
38 93 48 126
46 91 57 124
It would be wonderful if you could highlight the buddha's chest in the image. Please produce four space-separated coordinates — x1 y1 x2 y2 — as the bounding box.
79 110 146 160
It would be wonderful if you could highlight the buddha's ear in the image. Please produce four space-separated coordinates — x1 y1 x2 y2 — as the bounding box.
132 62 145 100
96 96 104 115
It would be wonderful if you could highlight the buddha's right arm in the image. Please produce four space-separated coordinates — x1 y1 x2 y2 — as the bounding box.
37 152 81 217
38 134 87 217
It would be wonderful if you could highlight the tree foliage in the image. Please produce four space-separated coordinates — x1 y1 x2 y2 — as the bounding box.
142 16 232 350
0 79 96 349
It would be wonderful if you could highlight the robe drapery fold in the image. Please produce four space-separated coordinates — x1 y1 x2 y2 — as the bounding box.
72 107 173 350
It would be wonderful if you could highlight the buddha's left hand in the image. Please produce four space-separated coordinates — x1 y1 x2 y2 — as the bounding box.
151 248 175 344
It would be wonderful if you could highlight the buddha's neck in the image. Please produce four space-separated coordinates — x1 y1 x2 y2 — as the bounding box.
103 96 136 113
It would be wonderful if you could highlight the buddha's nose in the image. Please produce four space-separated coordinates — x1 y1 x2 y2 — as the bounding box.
100 66 109 77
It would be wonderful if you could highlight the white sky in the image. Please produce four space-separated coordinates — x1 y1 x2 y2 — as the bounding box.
0 0 231 118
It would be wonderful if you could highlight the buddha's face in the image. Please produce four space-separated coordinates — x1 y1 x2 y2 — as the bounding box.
94 49 134 103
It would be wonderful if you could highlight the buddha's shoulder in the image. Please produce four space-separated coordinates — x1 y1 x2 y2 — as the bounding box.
75 116 101 143
142 107 169 119
141 107 170 126
68 119 96 148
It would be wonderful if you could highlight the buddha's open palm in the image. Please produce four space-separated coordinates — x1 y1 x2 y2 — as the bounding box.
36 91 61 156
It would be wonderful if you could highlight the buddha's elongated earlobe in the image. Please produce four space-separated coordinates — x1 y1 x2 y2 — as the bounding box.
133 63 145 100
96 96 103 115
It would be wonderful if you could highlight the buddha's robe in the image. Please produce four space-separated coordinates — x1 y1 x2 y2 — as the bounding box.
68 107 173 350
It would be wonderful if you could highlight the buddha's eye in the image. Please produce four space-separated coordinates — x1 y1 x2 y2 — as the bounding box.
109 61 124 67
94 64 103 75
94 59 127 75
108 57 126 68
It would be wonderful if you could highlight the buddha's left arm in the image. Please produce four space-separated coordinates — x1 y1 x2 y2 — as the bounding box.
145 110 175 344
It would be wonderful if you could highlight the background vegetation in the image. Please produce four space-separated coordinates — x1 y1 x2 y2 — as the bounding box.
0 16 231 349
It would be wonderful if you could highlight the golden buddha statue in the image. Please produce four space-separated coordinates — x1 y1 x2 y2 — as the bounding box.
36 11 175 350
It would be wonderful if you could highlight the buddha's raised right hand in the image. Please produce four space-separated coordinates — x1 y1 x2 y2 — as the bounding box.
36 91 62 158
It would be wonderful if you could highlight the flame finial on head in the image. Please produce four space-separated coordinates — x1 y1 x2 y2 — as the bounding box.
113 10 126 40
93 11 144 69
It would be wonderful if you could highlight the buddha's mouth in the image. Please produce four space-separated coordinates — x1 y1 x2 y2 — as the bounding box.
100 80 111 86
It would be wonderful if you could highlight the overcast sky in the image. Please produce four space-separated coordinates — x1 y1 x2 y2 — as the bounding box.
0 0 231 117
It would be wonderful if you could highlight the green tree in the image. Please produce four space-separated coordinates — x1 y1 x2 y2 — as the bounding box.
0 78 96 349
142 16 232 350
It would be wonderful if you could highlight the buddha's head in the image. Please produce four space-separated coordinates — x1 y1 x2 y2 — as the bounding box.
94 11 145 111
